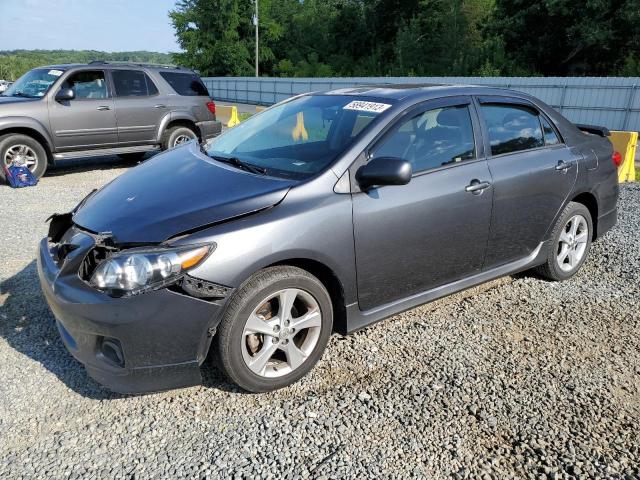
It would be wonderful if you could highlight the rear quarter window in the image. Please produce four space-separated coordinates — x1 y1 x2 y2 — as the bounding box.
159 72 209 96
481 104 544 155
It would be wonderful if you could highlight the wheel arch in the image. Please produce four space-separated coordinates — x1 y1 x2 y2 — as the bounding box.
265 258 348 335
158 113 201 143
0 122 54 164
570 191 599 240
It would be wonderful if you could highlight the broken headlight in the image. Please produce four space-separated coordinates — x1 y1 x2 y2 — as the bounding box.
89 244 213 296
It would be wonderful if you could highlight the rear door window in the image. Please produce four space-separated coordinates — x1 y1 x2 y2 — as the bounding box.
480 104 544 155
112 70 157 97
159 72 209 96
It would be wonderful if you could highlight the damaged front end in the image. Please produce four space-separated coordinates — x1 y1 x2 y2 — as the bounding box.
47 210 230 302
38 212 233 394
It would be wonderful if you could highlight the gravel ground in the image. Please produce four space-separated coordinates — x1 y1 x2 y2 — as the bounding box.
0 157 639 479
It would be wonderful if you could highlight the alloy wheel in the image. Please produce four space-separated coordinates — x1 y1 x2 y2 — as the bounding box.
173 134 194 147
556 214 589 272
241 288 322 378
4 144 38 172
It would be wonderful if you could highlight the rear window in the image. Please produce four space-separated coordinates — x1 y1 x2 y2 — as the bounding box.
112 70 158 97
159 72 209 96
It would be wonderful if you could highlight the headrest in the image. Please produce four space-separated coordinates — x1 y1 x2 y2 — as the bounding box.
437 109 461 127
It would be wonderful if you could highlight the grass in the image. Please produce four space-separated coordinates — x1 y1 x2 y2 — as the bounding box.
238 112 253 122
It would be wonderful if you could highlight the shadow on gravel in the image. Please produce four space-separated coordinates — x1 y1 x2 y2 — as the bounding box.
43 152 157 178
0 261 123 400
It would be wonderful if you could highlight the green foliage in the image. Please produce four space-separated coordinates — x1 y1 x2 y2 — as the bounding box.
485 0 640 75
0 50 173 81
5 0 637 80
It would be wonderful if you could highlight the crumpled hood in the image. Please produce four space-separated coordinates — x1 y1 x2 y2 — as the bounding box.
73 142 296 243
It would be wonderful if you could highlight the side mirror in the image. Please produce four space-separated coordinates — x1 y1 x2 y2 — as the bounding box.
55 88 75 102
356 157 412 191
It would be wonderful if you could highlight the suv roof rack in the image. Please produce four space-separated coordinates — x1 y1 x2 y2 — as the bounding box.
88 60 188 70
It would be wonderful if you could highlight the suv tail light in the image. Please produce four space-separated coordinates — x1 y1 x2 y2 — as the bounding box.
206 101 216 115
612 151 622 167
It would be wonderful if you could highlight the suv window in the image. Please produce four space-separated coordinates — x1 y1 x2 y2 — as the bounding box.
112 70 158 97
63 70 108 100
373 105 476 173
159 72 209 96
481 104 544 155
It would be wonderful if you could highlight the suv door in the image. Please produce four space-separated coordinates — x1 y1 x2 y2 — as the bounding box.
352 97 494 311
476 97 579 268
110 69 167 145
48 70 117 150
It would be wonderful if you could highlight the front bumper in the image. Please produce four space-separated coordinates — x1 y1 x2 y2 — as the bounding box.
37 235 226 394
197 120 223 140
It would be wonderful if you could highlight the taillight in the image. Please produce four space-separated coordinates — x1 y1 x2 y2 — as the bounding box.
206 101 216 115
612 151 622 167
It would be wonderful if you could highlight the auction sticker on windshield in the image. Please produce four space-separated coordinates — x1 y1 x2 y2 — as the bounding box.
343 101 392 113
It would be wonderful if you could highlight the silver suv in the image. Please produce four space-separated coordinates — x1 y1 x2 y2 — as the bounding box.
0 61 221 181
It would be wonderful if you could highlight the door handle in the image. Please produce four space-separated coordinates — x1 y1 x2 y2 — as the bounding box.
154 104 167 109
97 105 110 111
465 180 492 193
555 160 572 171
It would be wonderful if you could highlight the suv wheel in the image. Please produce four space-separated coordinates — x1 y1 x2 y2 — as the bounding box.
215 266 333 392
162 126 198 150
0 134 48 182
534 201 593 281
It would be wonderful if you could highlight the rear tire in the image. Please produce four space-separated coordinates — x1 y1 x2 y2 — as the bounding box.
161 125 198 150
215 266 333 392
534 201 592 281
0 133 48 182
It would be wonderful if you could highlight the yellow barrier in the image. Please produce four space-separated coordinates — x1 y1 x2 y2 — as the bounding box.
217 105 241 127
291 112 308 141
610 131 638 182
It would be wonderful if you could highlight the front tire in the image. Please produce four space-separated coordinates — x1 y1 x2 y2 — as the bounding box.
534 201 593 281
215 266 333 392
0 133 48 182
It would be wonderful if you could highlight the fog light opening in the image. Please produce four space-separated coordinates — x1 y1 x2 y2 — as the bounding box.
101 338 125 367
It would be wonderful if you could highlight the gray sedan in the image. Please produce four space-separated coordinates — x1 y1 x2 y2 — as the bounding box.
38 84 619 393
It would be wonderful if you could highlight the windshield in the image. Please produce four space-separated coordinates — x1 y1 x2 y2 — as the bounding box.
3 68 64 98
204 95 392 179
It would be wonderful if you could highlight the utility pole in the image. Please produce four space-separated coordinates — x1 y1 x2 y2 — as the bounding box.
253 0 259 77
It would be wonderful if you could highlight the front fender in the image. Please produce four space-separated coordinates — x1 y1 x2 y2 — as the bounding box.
0 116 54 151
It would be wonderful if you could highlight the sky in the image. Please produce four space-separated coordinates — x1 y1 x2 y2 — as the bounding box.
0 0 181 53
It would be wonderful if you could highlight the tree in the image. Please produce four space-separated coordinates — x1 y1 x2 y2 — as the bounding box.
484 0 640 75
170 0 253 76
0 50 173 81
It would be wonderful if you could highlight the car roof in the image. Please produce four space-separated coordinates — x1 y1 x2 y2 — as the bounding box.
36 62 194 74
318 83 528 102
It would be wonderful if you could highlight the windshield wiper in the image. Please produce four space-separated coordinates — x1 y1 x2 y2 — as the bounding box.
205 151 267 175
12 91 38 98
